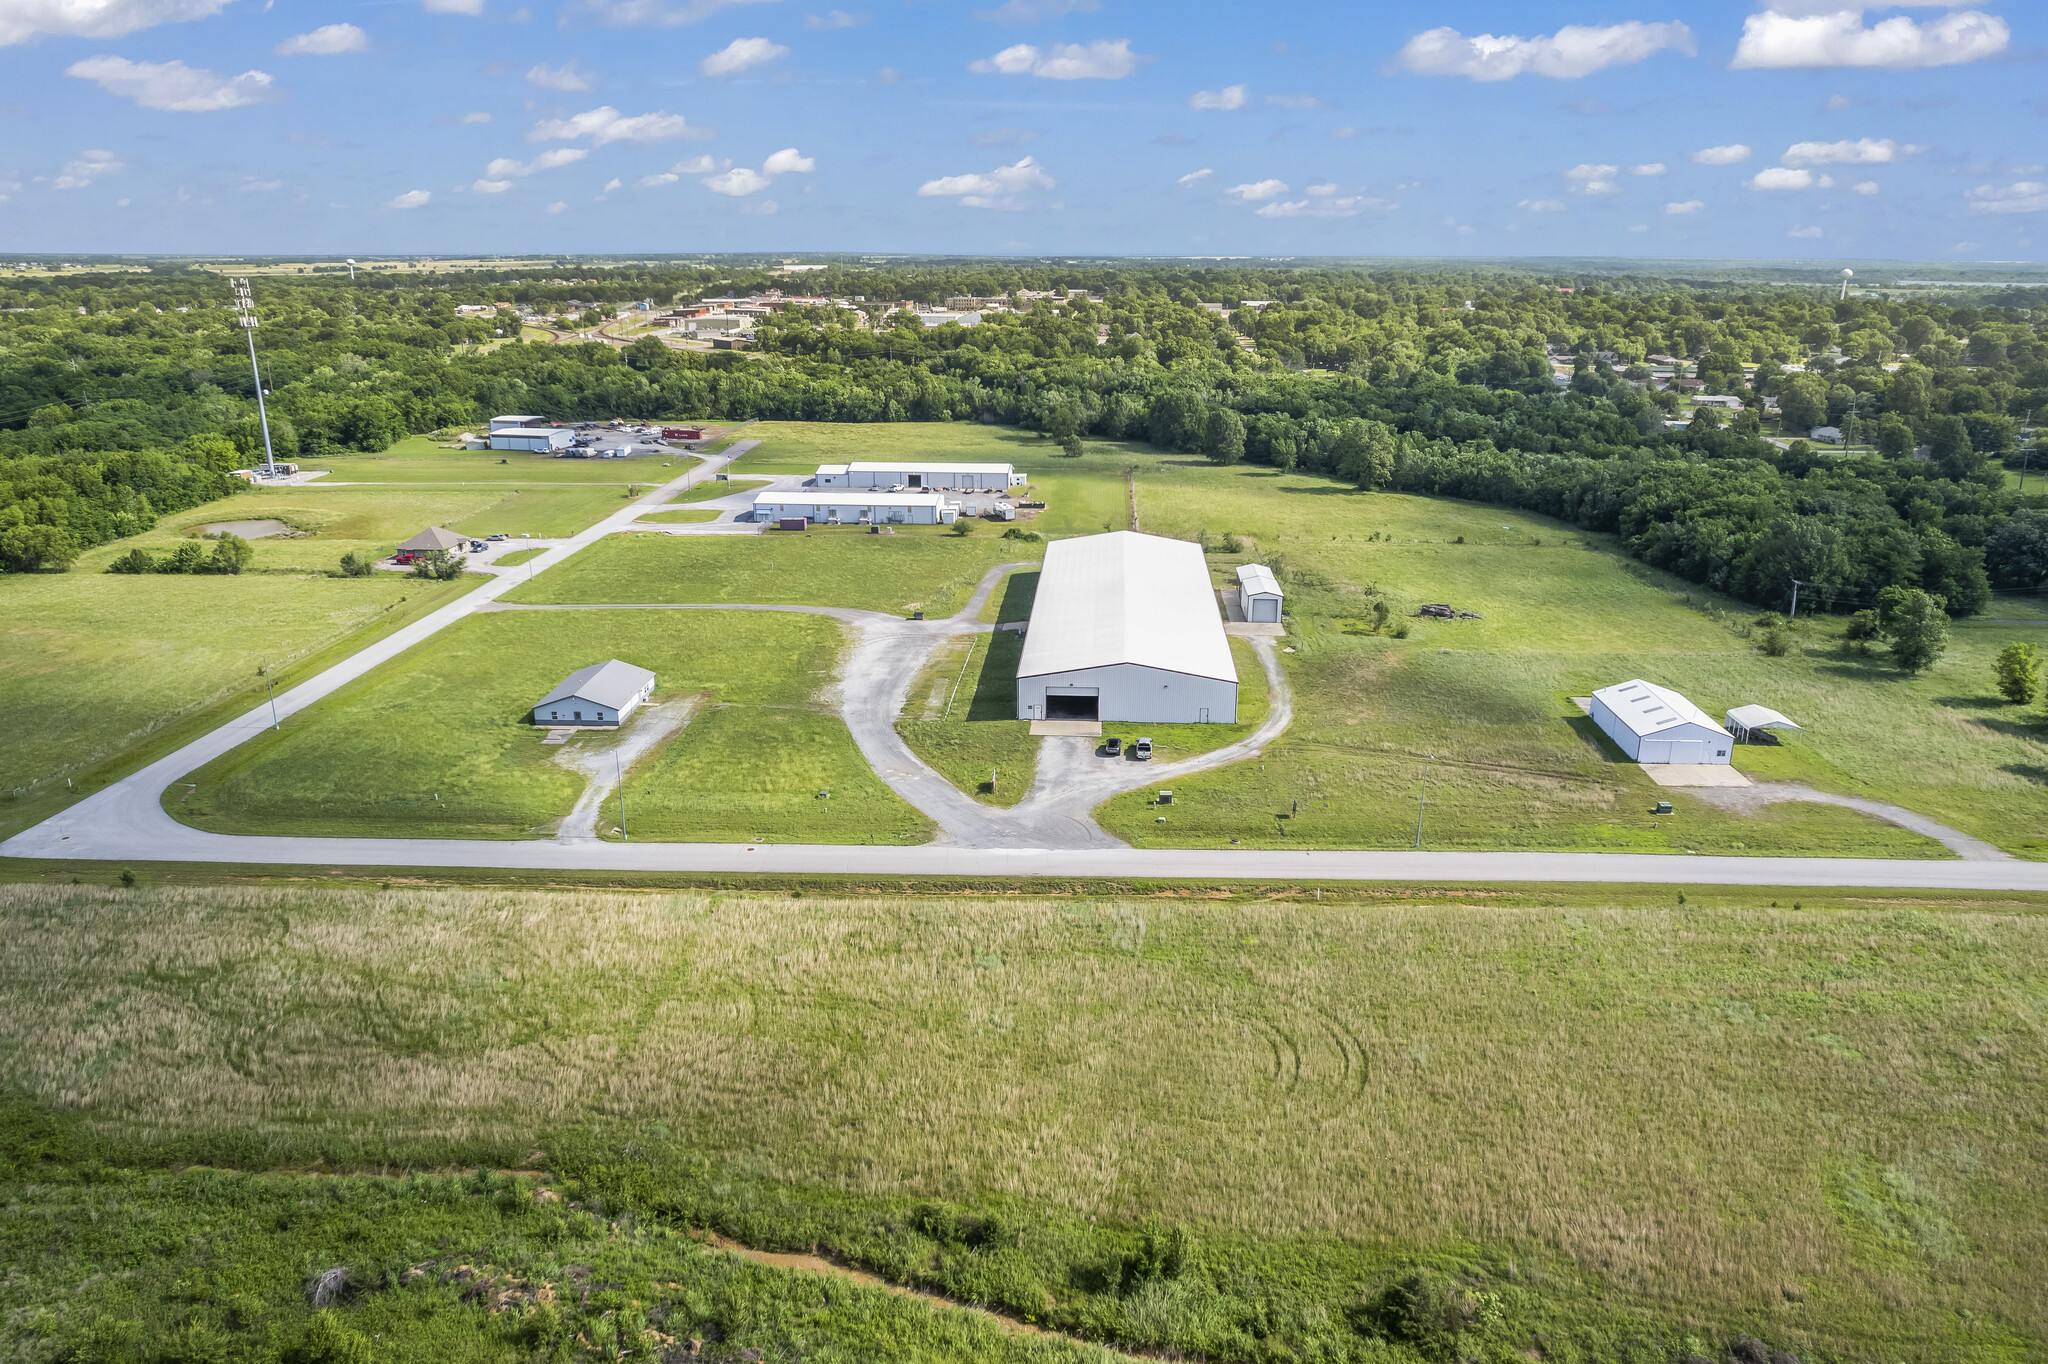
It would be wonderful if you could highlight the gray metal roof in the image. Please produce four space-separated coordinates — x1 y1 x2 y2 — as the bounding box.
1592 679 1729 739
537 659 655 711
1018 531 1235 684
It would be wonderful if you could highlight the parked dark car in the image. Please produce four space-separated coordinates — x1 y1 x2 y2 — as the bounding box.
1103 737 1123 758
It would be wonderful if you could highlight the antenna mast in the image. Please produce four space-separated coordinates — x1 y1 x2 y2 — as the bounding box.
230 277 279 479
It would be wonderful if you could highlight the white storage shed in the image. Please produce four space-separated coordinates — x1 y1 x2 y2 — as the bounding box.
750 490 959 525
1589 679 1733 764
1236 563 1284 623
1016 531 1237 724
533 659 655 728
813 462 1023 491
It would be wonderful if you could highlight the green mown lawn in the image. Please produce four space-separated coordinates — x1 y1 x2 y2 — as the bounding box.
508 529 1042 617
175 609 930 842
897 629 1039 805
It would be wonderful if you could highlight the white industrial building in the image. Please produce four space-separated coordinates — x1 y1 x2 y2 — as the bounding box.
813 462 1023 491
1589 679 1733 764
751 490 959 525
533 659 655 728
1236 563 1284 622
1016 531 1237 724
489 415 573 453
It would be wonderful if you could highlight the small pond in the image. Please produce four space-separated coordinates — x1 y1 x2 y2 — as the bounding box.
198 519 294 539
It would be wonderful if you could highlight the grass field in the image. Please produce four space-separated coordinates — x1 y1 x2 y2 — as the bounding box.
310 433 672 484
1080 457 2042 856
7 882 2044 1363
0 567 473 820
508 530 1041 617
177 610 930 843
637 507 723 523
898 629 1039 804
663 475 771 504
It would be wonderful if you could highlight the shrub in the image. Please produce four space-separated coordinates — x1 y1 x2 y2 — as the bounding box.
106 548 156 574
1000 527 1042 542
290 1310 371 1364
1995 640 2042 705
410 549 466 581
337 551 376 578
1759 624 1791 657
948 519 973 536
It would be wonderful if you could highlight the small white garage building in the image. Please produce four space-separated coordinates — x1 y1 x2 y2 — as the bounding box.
751 490 959 525
1589 679 1733 764
813 462 1023 491
533 659 655 728
1016 531 1237 723
1236 563 1284 623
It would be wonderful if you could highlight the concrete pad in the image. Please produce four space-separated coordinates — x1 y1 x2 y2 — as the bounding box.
1225 621 1285 639
1031 719 1102 737
1641 764 1752 787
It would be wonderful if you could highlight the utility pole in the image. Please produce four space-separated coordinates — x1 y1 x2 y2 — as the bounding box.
249 654 279 730
230 278 279 479
1789 577 1806 620
1414 754 1433 849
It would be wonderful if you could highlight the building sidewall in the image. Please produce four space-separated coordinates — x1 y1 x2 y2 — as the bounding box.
1017 663 1238 724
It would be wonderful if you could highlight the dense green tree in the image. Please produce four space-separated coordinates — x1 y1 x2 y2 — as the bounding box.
1877 585 1951 673
1994 641 2041 705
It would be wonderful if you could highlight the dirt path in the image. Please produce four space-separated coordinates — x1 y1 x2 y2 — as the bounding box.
1692 781 2012 860
551 698 699 841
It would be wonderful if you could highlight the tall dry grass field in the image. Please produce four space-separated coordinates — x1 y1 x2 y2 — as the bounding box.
3 883 2043 1352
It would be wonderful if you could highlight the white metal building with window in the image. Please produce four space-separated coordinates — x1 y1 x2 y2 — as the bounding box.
533 660 655 728
1589 679 1733 764
813 462 1023 491
1016 531 1237 723
750 490 959 525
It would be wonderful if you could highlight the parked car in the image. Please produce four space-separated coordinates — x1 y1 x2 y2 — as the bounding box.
1103 736 1123 758
468 540 486 553
486 533 509 541
1133 736 1153 761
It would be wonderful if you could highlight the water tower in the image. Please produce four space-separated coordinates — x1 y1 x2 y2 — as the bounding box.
1839 267 1854 301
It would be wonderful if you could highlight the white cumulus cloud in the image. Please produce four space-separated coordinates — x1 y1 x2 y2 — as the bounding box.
1749 166 1819 190
1966 182 2048 215
528 106 708 144
472 178 515 193
52 148 123 190
66 55 274 111
968 38 1135 79
526 61 594 91
1189 83 1248 111
1256 194 1394 219
1691 143 1753 164
1177 168 1214 187
547 200 569 213
916 155 1055 209
701 36 786 76
1224 179 1288 202
1566 163 1622 195
1265 92 1320 110
704 166 771 195
275 23 366 55
387 189 431 208
1782 136 1911 165
0 0 228 47
1631 162 1667 177
485 148 590 177
1397 20 1694 80
806 8 865 27
1665 199 1705 214
460 110 493 124
1732 6 2008 69
762 147 814 175
1788 224 1823 238
423 0 484 13
1852 179 1880 194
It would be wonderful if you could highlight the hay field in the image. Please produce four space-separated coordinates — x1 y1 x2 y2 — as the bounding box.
3 882 2042 1360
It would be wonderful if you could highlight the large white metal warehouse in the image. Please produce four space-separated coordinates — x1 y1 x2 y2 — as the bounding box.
1016 531 1237 724
1589 679 1733 764
813 462 1023 491
751 490 959 525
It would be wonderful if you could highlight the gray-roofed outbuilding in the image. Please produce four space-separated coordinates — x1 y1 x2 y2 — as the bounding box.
533 659 656 728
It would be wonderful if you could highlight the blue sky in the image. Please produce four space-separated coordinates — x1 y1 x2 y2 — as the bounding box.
0 0 2041 258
